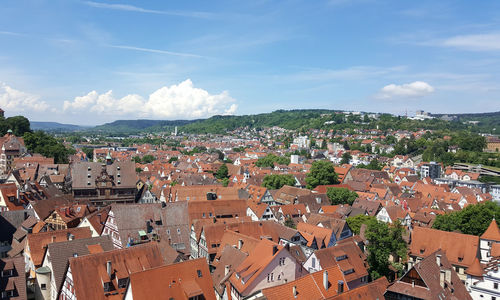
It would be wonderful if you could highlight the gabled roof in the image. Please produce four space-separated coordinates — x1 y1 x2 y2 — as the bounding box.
409 227 479 268
480 219 500 241
261 266 347 300
329 276 388 300
68 242 165 300
466 257 484 277
127 258 216 300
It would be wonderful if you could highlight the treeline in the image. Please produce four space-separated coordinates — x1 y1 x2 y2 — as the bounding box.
0 115 74 164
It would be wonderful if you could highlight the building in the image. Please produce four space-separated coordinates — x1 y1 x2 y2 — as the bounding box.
0 131 26 174
124 258 216 300
385 250 472 299
0 256 27 299
420 161 441 179
35 236 114 300
70 161 137 206
485 136 500 153
59 243 165 300
408 226 479 281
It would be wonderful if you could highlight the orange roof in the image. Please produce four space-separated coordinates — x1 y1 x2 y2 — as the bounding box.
465 257 484 277
261 266 348 300
128 258 216 300
480 219 500 241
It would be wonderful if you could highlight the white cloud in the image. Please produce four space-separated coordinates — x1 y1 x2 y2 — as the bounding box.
441 33 500 51
377 81 435 99
63 79 238 119
0 83 49 112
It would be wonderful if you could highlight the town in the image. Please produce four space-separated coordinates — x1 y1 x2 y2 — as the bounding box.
0 108 499 300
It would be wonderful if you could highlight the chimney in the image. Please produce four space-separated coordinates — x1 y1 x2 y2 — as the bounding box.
293 285 297 298
436 254 441 267
323 270 328 290
440 270 445 288
106 261 112 278
238 239 243 250
337 280 344 294
225 265 230 277
445 269 451 284
272 245 278 255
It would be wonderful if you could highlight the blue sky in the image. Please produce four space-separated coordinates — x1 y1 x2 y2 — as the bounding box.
0 0 499 125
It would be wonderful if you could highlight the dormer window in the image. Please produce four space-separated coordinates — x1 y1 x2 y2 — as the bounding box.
103 281 114 292
87 181 91 186
117 166 120 170
1 269 13 277
88 167 91 171
87 173 91 178
118 278 128 289
458 257 463 262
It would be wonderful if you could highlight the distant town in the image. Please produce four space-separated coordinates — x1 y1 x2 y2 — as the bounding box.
0 107 499 300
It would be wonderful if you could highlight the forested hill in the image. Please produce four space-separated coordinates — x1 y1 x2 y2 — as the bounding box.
92 119 196 133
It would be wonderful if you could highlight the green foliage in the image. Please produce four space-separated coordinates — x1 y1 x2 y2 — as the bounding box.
142 155 155 164
221 177 229 187
82 147 93 160
326 187 358 205
262 174 296 190
255 154 290 168
366 221 407 280
215 164 229 180
284 217 296 229
346 215 378 235
133 156 142 163
340 152 352 165
135 167 142 173
23 131 74 163
168 156 178 163
432 201 500 236
232 146 246 152
358 159 382 170
183 146 207 155
479 175 500 184
1 116 31 136
306 160 338 189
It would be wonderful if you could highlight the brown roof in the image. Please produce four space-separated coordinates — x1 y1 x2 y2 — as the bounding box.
70 161 136 189
27 227 92 267
261 266 348 300
0 256 27 300
328 276 388 300
45 236 114 295
386 250 472 300
68 242 165 300
480 219 500 241
466 257 484 277
409 227 479 268
127 258 216 300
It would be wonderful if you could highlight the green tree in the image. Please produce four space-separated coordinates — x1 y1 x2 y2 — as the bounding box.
142 155 155 164
256 154 290 168
82 147 93 160
326 187 358 205
5 116 31 136
359 159 382 170
366 221 407 279
168 156 178 163
133 156 142 163
432 201 499 236
262 174 296 190
306 160 338 189
215 164 229 180
340 152 352 165
284 217 296 229
135 167 142 173
23 131 74 163
346 215 377 235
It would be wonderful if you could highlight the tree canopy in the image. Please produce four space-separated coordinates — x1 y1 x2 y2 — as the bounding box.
255 154 290 168
432 201 500 236
346 215 378 235
262 174 295 190
215 164 229 180
305 160 338 189
366 221 407 280
340 152 352 165
23 131 75 163
326 187 358 205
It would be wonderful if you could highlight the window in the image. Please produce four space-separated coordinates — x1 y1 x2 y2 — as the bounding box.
492 297 497 300
267 273 270 282
118 278 128 288
103 282 114 292
271 273 274 281
41 283 47 290
197 270 202 278
177 228 181 235
312 257 316 268
494 282 498 290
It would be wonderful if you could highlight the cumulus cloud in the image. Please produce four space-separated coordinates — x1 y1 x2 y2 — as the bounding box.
376 81 435 99
63 79 238 119
0 82 49 112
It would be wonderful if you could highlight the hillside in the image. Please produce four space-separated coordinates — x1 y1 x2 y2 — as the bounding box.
92 119 196 134
31 121 88 132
